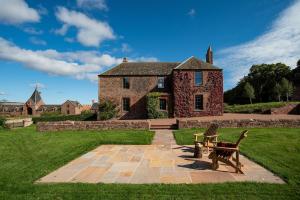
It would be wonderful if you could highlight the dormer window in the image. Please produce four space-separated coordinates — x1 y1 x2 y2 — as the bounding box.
195 71 203 86
123 77 130 89
158 77 165 88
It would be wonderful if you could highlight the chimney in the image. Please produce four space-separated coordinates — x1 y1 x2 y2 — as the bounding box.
206 45 213 64
123 57 128 63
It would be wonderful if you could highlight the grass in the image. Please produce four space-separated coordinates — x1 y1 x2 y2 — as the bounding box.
1 126 300 199
224 102 300 113
174 128 300 185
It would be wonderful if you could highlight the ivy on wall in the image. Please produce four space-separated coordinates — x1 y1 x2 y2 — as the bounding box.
146 92 168 119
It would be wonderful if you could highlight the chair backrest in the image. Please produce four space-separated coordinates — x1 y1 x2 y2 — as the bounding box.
235 130 248 147
204 123 219 137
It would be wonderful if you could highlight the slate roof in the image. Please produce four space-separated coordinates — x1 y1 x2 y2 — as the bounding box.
99 62 180 76
65 100 81 107
28 88 42 104
0 102 24 106
174 56 220 70
99 56 221 76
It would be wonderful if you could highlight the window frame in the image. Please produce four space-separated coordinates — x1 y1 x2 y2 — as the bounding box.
159 98 167 111
194 71 203 86
194 95 204 111
157 77 165 89
123 77 130 89
122 97 130 112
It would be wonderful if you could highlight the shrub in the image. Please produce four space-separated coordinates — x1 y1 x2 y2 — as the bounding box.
32 113 97 123
98 100 117 120
147 92 168 119
40 111 61 117
0 116 6 128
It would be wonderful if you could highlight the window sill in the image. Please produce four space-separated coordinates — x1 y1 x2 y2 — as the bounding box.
194 109 204 112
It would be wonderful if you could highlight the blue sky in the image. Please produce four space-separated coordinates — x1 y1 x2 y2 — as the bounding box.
0 0 299 104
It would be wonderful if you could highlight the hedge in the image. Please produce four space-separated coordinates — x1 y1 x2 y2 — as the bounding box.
32 113 97 123
0 116 6 128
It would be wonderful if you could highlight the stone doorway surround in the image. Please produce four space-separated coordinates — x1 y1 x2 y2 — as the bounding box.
37 130 284 184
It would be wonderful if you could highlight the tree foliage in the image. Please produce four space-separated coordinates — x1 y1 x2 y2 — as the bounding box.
243 82 255 104
0 116 6 128
146 92 168 119
280 78 294 101
98 100 118 120
224 63 292 104
273 83 282 101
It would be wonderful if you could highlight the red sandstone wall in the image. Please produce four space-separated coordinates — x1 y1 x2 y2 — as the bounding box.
173 70 223 117
99 76 172 119
37 120 150 132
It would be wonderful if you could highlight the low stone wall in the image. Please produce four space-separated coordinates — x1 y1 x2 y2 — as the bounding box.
271 103 300 115
37 120 150 132
177 118 300 128
5 118 33 128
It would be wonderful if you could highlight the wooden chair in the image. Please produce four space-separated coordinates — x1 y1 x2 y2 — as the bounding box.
208 130 248 174
194 123 219 153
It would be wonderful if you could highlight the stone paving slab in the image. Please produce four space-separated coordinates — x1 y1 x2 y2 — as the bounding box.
37 130 284 184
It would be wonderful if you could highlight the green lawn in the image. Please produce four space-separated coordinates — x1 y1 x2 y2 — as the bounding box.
1 126 300 199
224 102 300 113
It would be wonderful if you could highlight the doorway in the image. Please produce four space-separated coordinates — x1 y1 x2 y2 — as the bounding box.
27 107 33 115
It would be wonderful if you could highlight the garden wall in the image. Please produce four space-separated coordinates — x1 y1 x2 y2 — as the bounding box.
177 118 300 128
37 120 150 132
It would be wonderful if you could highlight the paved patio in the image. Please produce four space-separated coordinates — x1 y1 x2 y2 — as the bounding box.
38 130 284 184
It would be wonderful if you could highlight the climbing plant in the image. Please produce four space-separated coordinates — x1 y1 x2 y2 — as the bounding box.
146 92 168 119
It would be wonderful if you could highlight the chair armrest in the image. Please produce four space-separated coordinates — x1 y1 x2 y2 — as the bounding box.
193 133 204 136
212 146 238 151
194 133 204 142
206 134 218 138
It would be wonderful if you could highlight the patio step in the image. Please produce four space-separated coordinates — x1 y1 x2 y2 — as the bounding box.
150 124 178 130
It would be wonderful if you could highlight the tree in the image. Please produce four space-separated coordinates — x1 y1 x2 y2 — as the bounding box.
280 78 294 101
273 83 282 101
224 63 292 104
98 100 117 120
243 82 255 104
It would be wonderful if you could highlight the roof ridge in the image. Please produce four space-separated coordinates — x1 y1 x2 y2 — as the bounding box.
174 56 194 69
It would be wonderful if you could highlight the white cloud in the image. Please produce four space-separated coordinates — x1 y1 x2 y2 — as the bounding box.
55 7 115 47
217 0 300 89
0 92 6 95
0 0 40 24
64 37 75 43
77 0 108 11
0 37 158 82
54 24 69 35
37 4 48 15
121 43 132 53
187 9 196 17
23 27 43 35
29 37 47 46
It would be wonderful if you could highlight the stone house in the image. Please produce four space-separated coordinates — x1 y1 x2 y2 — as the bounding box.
61 100 82 115
98 47 223 119
23 88 45 116
0 88 61 117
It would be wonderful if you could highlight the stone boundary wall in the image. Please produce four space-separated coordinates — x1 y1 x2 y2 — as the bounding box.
177 119 300 129
37 120 150 132
5 118 33 128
